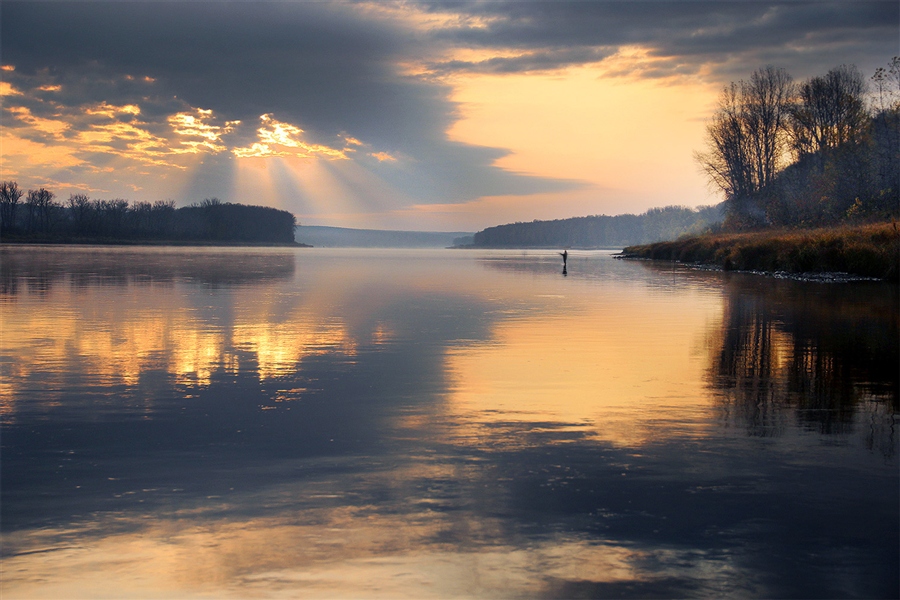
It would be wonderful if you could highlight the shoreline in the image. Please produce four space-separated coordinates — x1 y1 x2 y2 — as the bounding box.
618 221 899 282
616 255 884 283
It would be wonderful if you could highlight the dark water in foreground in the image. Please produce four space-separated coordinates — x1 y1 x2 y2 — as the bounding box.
1 246 897 599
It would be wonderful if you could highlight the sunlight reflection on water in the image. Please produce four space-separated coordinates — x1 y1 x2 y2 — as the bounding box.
1 246 897 598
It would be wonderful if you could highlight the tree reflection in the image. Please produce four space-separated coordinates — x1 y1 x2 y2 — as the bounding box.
0 246 296 297
709 274 898 454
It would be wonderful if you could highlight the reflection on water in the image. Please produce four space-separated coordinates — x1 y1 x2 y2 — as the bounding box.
708 275 898 449
1 246 897 599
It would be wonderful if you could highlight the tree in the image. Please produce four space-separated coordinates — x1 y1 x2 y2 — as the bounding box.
150 200 176 238
870 56 899 113
67 194 93 236
25 188 56 233
790 65 869 160
130 201 153 236
696 66 794 227
745 66 795 192
96 199 129 237
1 181 24 233
696 83 754 203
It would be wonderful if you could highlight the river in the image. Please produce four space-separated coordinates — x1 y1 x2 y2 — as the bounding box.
1 245 897 598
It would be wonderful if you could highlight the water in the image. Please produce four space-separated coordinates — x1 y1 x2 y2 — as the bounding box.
1 245 897 599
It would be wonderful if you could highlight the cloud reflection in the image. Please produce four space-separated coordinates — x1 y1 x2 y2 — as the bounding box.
1 506 688 599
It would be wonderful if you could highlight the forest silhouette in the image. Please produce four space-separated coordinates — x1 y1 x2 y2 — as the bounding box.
0 191 297 245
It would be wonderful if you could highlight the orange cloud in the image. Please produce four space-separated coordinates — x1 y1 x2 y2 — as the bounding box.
0 81 22 96
233 114 347 160
84 102 141 118
0 131 85 171
370 151 397 162
168 108 239 154
6 106 70 137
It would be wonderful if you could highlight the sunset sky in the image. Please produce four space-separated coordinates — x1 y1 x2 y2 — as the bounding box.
1 1 897 232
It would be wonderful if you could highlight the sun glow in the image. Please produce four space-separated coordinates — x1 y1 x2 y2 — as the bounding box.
446 61 719 213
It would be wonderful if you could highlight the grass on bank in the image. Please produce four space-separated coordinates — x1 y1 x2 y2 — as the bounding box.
621 221 900 281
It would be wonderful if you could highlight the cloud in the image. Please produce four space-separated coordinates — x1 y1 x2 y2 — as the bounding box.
421 1 898 79
427 46 615 75
232 114 348 160
370 151 398 163
169 109 239 154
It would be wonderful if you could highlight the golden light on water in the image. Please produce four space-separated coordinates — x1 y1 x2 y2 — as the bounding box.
441 282 725 448
234 320 357 381
0 506 656 599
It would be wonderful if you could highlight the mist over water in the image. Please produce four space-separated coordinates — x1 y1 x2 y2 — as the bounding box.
1 246 897 598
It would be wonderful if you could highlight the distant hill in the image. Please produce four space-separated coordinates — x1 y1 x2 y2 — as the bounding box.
470 204 725 249
295 226 474 248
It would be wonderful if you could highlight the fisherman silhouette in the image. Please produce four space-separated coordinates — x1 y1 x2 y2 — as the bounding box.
560 250 568 276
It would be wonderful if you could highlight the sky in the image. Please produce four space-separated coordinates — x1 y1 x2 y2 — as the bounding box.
1 1 897 232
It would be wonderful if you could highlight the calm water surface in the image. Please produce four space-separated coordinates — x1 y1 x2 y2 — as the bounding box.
1 246 897 598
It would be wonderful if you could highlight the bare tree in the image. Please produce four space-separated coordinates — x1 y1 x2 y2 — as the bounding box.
25 188 56 233
97 199 130 237
695 66 794 226
150 200 176 237
131 201 153 236
744 66 795 191
790 65 869 159
871 56 900 112
869 58 900 205
696 83 754 201
1 181 24 232
67 193 93 235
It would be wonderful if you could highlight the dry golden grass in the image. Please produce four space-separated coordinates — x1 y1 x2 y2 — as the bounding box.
622 221 900 281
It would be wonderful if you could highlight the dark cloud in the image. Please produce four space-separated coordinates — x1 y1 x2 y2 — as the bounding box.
2 2 431 142
426 1 898 79
427 46 616 75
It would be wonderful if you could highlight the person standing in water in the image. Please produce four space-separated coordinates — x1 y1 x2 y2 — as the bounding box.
560 250 568 267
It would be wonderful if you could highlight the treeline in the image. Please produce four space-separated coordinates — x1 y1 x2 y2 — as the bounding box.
697 58 900 229
471 204 724 248
0 183 297 244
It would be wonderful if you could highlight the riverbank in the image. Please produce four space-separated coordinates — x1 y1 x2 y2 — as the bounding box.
620 221 900 281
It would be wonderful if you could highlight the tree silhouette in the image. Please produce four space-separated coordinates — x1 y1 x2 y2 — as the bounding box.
695 66 794 228
0 181 24 233
25 188 56 233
